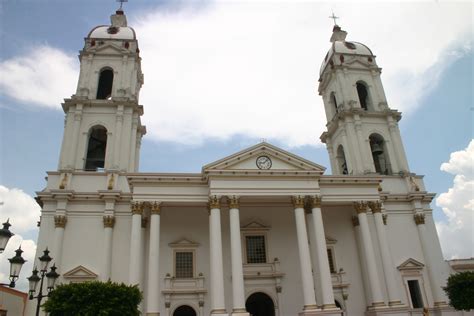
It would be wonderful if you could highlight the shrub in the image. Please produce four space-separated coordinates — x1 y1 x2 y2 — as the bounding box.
43 281 142 315
444 271 474 311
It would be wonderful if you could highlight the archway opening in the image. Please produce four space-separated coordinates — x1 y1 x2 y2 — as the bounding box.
336 145 348 175
356 82 369 110
97 68 114 100
84 125 107 171
369 133 391 175
246 292 275 316
173 305 196 316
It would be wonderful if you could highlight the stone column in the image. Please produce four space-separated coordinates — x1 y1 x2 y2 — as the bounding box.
354 202 386 308
129 201 143 285
208 196 228 315
308 196 338 310
414 212 447 307
102 215 115 280
147 202 161 316
68 105 82 169
227 196 249 316
368 201 402 307
53 215 67 269
292 196 318 313
352 216 372 307
113 106 124 169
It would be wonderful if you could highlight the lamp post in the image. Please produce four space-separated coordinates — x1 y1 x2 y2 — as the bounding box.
27 248 60 316
0 219 26 288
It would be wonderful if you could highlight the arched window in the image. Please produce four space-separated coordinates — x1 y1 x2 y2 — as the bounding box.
369 133 391 174
356 81 369 110
96 68 114 100
331 92 338 114
84 125 107 171
336 145 348 175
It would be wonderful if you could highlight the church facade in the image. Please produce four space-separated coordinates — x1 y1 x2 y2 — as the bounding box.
28 9 468 316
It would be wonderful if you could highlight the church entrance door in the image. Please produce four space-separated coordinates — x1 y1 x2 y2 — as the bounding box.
173 305 196 316
245 292 275 316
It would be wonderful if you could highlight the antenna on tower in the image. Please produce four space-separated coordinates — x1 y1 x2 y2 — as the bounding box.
117 0 128 10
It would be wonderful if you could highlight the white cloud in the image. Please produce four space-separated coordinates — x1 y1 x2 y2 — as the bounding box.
0 2 472 146
0 185 41 235
0 186 40 291
0 45 78 109
436 140 474 259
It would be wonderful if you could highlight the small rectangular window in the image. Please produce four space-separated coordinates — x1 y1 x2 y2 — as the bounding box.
327 248 336 273
246 235 267 264
408 280 424 308
175 251 193 278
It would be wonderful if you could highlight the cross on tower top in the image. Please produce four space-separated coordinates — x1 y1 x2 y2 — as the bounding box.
117 0 128 10
329 12 339 25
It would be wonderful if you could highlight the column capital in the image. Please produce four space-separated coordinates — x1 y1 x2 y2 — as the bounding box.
368 201 382 213
150 202 161 215
227 195 240 209
307 195 322 208
54 215 67 228
414 213 425 225
131 201 144 215
352 215 360 227
103 215 115 228
292 195 305 208
208 195 221 210
354 201 368 214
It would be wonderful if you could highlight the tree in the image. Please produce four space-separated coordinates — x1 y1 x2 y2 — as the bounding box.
444 271 474 311
43 281 142 315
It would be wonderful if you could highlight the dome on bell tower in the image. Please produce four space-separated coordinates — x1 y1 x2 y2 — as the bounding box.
87 9 136 40
319 25 375 77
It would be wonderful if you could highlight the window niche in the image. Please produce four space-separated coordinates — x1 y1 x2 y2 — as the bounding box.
84 125 107 171
96 68 114 100
330 92 338 115
169 238 200 279
397 258 428 309
241 221 270 265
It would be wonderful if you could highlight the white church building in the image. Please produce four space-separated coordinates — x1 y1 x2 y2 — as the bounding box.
28 8 469 316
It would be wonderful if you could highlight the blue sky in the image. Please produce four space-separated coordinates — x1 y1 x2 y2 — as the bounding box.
0 0 472 288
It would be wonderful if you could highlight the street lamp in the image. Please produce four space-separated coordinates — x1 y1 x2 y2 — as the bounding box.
28 248 60 316
0 219 14 253
8 246 26 287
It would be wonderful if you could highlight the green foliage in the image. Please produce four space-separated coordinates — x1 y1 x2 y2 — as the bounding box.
444 271 474 311
43 281 142 316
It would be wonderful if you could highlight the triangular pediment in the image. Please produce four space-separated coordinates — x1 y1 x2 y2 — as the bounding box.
169 238 200 248
397 258 424 271
87 42 129 55
63 265 98 280
203 142 325 174
241 220 270 231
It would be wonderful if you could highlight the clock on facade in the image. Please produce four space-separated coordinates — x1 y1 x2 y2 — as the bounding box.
256 156 272 170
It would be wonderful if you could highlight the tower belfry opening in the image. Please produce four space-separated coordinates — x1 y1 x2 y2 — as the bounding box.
97 69 114 100
84 126 107 171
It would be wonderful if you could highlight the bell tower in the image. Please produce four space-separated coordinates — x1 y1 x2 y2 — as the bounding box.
319 24 409 176
58 9 146 172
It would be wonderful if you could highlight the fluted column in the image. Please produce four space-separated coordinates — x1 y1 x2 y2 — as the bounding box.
354 201 386 308
129 201 143 285
147 202 161 316
368 201 402 307
53 215 67 269
102 215 115 280
414 212 447 307
208 196 227 315
227 196 249 316
292 196 318 312
308 196 338 310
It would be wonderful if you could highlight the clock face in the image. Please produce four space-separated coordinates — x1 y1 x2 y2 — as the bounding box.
256 156 272 170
